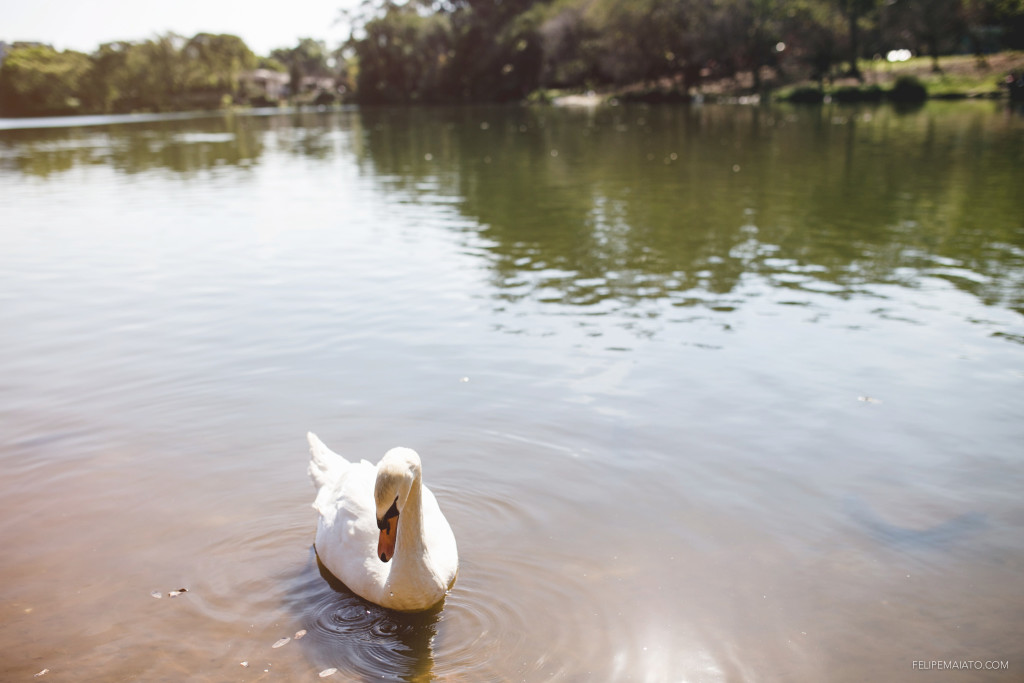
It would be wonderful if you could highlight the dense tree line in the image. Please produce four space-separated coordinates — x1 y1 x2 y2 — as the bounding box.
0 33 263 116
2 0 1023 115
0 33 356 116
348 0 1024 103
1 33 347 116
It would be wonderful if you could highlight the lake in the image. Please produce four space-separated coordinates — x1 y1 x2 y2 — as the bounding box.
1 101 1022 682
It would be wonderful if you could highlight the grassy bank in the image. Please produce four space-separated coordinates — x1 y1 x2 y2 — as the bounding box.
777 51 1024 102
540 51 1024 106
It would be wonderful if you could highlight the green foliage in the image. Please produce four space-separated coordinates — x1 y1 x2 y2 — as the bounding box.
0 32 263 116
183 33 256 95
257 56 287 72
785 85 826 102
781 0 847 82
586 0 696 85
345 0 546 103
833 0 882 76
132 34 189 111
271 37 331 97
833 85 866 101
0 45 92 116
2 0 1024 113
85 42 132 112
889 74 929 102
343 0 991 101
337 0 1024 101
439 0 546 101
353 5 453 104
832 84 884 101
535 0 602 87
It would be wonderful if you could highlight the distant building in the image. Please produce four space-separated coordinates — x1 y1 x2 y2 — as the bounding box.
239 69 290 100
239 69 340 101
299 75 336 94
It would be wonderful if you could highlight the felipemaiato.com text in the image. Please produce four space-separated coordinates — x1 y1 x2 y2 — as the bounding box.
912 660 1009 671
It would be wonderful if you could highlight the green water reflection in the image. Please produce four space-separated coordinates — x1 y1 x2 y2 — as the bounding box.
2 103 1022 321
0 113 265 176
355 103 1024 322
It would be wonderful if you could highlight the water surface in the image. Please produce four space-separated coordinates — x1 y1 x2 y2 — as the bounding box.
1 102 1022 681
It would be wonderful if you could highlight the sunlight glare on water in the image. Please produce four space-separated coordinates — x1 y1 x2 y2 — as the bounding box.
0 103 1022 681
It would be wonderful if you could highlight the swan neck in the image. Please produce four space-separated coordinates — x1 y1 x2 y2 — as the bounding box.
396 475 425 559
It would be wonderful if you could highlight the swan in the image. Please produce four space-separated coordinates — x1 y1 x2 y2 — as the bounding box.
307 432 459 611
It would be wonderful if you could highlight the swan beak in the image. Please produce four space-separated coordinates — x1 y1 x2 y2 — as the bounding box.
377 514 398 563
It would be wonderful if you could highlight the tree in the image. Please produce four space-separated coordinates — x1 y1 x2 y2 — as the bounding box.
434 0 546 101
537 1 604 88
959 0 1024 57
905 0 964 70
780 0 846 85
352 3 453 103
126 33 188 111
834 0 880 78
1 32 263 116
271 38 330 97
83 41 132 112
257 56 287 72
732 0 788 89
586 0 697 85
183 33 256 95
0 45 92 116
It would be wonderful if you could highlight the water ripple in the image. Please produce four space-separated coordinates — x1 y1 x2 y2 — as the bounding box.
289 474 624 681
297 559 441 680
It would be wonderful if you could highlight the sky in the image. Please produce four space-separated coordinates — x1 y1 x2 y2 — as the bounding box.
3 0 360 56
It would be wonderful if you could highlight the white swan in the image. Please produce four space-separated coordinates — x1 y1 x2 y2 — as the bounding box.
307 432 459 611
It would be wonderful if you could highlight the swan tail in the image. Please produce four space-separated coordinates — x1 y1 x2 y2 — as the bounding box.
307 431 348 493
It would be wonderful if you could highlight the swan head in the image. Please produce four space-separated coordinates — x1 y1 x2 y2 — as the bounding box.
374 447 422 563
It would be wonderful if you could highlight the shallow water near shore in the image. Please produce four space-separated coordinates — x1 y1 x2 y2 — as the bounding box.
1 102 1023 681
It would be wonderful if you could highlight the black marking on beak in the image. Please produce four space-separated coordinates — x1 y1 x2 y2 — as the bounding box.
376 496 399 532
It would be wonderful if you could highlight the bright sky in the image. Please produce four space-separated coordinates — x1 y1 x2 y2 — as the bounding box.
3 0 359 56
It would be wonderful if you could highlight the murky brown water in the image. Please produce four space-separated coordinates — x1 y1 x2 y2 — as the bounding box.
1 102 1022 682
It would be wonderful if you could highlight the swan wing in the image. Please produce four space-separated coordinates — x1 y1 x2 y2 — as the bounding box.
421 484 459 586
308 432 352 518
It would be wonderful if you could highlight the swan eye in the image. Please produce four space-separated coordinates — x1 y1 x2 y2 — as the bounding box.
376 497 399 531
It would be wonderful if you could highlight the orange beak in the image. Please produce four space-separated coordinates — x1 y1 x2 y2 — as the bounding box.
377 514 398 563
